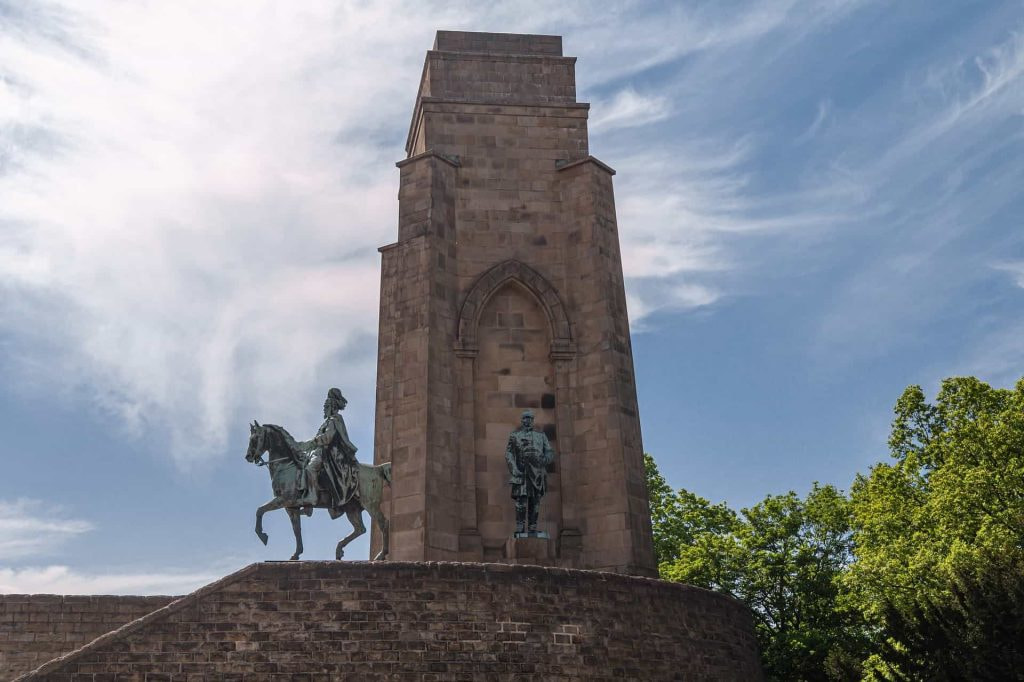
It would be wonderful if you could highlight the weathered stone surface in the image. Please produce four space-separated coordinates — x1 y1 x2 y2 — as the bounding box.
15 562 763 681
0 594 175 679
505 536 555 565
374 30 655 576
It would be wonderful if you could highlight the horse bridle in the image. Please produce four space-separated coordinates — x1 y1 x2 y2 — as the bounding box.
249 422 269 466
250 425 297 467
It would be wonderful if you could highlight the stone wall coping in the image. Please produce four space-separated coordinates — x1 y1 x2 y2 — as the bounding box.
426 50 578 66
395 149 461 169
418 96 590 110
317 560 729 603
14 563 261 681
556 155 616 176
378 231 429 254
16 560 752 680
0 593 174 601
433 30 563 57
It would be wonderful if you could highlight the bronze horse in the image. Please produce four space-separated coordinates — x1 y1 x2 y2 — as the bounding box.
245 421 390 561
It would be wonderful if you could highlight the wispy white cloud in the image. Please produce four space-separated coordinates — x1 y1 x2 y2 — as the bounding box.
626 283 722 332
567 0 870 89
797 99 833 142
811 24 1024 366
0 499 93 560
612 133 861 329
611 13 1024 356
992 261 1024 288
590 88 671 131
1 0 851 464
0 564 215 595
0 496 244 592
938 316 1024 393
580 3 882 330
2 0 1016 466
919 28 1024 143
0 2 428 466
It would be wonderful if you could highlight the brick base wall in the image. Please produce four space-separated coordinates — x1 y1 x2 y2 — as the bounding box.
18 562 763 681
0 595 175 680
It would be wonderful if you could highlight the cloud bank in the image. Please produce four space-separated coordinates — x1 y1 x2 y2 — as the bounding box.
0 0 831 467
0 495 232 594
2 0 1021 474
0 564 215 595
0 498 93 560
1 2 424 466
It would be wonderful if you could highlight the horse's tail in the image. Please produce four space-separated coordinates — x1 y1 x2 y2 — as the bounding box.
357 462 392 508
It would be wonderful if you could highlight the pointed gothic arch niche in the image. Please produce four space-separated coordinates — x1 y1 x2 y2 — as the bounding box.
455 261 574 557
456 260 574 359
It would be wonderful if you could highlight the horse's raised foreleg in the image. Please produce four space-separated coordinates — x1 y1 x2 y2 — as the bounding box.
335 507 365 560
366 502 389 561
255 497 284 545
287 506 303 561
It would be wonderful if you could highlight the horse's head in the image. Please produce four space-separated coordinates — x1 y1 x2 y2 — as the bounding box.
245 421 268 464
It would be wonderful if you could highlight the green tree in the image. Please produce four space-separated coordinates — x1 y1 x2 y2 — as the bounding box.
645 377 1024 679
645 455 868 680
736 485 867 681
644 453 741 589
847 378 1024 622
848 377 1024 679
874 554 1024 680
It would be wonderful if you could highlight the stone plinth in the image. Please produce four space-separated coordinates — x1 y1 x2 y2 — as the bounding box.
505 535 555 565
513 530 550 539
14 561 764 681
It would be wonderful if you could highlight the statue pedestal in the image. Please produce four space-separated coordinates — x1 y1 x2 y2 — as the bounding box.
505 535 555 565
513 530 550 539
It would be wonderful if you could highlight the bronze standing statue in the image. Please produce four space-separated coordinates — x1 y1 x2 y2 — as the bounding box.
244 388 391 561
505 410 555 536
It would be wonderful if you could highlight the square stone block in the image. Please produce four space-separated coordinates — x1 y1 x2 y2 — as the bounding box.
505 536 555 563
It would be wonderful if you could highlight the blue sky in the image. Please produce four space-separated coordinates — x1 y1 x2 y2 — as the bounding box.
1 1 1022 593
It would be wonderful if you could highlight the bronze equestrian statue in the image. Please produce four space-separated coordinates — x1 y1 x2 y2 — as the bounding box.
244 388 390 560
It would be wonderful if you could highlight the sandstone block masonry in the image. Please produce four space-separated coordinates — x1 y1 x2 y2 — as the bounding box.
373 30 655 575
13 562 764 681
0 595 174 680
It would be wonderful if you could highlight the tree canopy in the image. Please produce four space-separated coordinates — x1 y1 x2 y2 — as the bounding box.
646 454 867 680
847 377 1024 621
874 554 1024 680
646 376 1024 680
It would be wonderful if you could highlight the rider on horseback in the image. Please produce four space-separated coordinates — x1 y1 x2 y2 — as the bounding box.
296 387 360 513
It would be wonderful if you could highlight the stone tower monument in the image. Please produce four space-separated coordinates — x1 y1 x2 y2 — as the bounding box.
0 31 764 682
373 30 656 576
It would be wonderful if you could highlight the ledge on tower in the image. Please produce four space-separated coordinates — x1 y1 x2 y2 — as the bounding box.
433 30 562 56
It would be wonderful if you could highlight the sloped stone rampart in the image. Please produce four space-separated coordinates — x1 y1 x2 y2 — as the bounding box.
17 561 762 681
0 594 175 680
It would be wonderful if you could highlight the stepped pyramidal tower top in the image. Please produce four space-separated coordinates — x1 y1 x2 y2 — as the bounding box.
373 30 656 575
